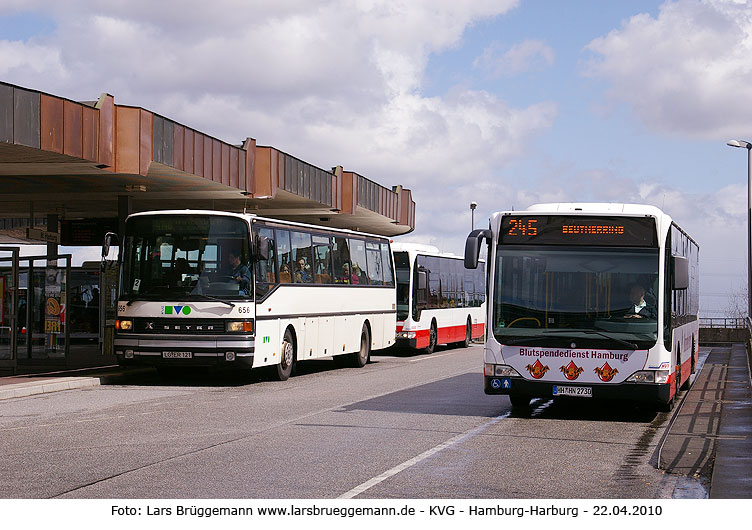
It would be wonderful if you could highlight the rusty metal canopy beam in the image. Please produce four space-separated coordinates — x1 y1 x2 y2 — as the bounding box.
0 81 416 243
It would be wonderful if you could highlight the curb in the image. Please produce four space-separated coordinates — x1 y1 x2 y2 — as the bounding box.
0 376 101 401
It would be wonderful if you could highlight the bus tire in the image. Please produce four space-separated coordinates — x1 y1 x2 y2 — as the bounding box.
425 320 437 354
275 328 296 381
680 345 691 390
353 324 371 367
461 318 472 348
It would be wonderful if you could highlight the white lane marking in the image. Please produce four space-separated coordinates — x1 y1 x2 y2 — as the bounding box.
338 411 510 499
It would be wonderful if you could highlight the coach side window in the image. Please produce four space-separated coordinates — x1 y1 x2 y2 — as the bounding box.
312 234 333 284
255 226 276 298
365 241 384 285
380 243 395 287
291 231 314 284
276 229 292 284
349 238 369 285
332 236 351 284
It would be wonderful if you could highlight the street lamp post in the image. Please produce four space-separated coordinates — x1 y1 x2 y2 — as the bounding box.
726 139 752 320
470 201 477 231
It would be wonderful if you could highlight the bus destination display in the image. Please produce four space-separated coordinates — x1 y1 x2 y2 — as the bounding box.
500 215 657 247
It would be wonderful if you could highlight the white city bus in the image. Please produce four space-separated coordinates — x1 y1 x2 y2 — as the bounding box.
392 242 485 353
109 210 396 380
464 203 699 411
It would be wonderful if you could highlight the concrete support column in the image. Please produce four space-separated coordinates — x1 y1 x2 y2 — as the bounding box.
46 213 57 259
118 195 132 239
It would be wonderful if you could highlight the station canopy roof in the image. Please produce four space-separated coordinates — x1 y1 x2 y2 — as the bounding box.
0 81 415 245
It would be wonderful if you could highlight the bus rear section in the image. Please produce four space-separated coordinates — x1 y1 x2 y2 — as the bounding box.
464 203 699 410
393 243 485 354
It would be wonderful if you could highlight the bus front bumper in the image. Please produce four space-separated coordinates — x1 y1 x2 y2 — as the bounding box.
114 334 255 369
484 376 671 404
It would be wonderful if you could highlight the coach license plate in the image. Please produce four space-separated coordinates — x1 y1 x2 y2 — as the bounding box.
553 385 592 397
163 351 192 359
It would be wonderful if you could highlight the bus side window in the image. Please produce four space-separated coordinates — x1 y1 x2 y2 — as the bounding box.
291 230 314 284
348 238 369 285
276 229 292 284
332 237 351 284
380 243 394 287
365 241 383 285
312 234 332 284
255 226 276 298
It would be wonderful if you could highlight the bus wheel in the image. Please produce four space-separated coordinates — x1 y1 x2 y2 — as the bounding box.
680 345 691 390
353 324 371 367
461 318 472 348
425 321 437 354
275 329 296 381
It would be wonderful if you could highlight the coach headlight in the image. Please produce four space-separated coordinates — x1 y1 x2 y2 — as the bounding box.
485 364 520 377
116 319 133 331
226 320 254 333
626 369 671 383
397 331 416 339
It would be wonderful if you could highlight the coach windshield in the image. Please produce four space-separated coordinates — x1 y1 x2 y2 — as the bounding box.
492 247 659 350
121 215 252 301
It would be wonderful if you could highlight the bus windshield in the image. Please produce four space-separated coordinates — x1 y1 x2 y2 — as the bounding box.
493 247 659 349
121 215 252 301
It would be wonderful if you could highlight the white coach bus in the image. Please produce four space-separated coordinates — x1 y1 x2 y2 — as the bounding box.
392 242 485 353
107 210 396 380
464 203 699 411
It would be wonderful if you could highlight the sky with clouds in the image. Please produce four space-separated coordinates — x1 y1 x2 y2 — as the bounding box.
1 0 751 316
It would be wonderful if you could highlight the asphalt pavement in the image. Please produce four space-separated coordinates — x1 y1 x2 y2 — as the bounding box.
1 343 750 498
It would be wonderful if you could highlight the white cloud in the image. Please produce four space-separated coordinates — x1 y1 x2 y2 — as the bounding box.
474 39 555 77
584 0 752 140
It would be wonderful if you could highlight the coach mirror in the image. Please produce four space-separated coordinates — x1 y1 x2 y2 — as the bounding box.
101 232 120 268
465 229 492 269
254 234 270 262
672 255 689 290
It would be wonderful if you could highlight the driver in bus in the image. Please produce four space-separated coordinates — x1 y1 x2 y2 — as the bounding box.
623 284 656 319
227 250 251 295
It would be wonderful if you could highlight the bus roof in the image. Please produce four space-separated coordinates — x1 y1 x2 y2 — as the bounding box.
126 209 391 240
391 241 464 260
524 203 667 217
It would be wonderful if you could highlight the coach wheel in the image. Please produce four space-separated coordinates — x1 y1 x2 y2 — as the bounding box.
461 319 472 348
275 328 296 381
353 324 371 368
679 345 691 391
425 321 437 354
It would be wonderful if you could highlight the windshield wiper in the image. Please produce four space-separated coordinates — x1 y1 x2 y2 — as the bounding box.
188 293 236 308
581 330 638 350
539 329 638 350
500 329 638 350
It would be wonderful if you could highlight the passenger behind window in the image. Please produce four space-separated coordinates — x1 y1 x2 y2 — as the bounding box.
279 262 292 284
294 257 312 283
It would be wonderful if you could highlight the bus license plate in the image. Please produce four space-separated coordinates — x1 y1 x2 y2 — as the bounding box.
553 385 592 397
163 351 192 359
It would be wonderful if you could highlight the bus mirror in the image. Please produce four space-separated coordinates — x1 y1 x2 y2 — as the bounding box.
672 255 689 290
417 271 427 290
255 235 270 261
465 229 492 269
101 232 119 268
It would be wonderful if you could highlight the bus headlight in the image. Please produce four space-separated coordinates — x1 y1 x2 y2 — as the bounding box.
226 320 254 333
397 331 416 339
627 370 671 384
485 364 520 377
116 319 133 331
